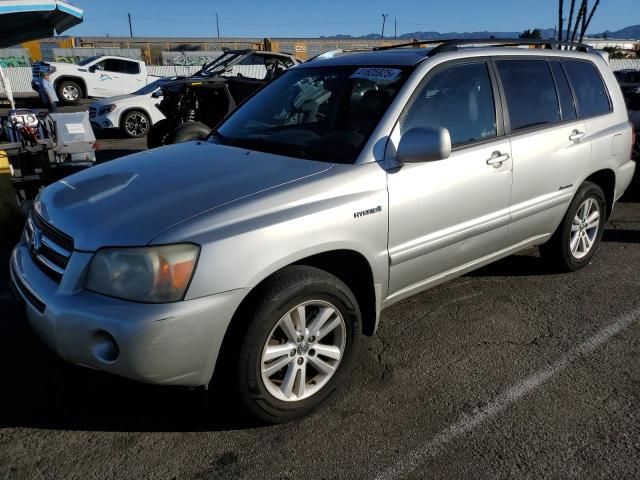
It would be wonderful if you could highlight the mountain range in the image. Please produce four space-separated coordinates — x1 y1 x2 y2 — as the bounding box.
322 25 640 41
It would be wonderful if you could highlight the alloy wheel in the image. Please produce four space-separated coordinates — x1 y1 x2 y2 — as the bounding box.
260 300 346 402
62 85 79 101
125 113 149 136
570 197 600 259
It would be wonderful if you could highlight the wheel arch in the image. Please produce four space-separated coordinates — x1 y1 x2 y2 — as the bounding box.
209 248 379 388
584 169 615 219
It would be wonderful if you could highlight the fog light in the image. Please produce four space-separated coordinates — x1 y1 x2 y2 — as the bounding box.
91 330 119 363
102 120 112 128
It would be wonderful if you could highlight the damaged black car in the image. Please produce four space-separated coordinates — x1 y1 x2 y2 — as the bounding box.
147 49 300 148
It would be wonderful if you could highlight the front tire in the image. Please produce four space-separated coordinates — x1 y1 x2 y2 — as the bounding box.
172 121 212 144
231 266 362 424
146 119 174 149
121 110 150 138
540 181 606 272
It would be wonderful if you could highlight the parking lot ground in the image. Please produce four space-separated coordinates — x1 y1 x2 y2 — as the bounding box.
0 103 639 479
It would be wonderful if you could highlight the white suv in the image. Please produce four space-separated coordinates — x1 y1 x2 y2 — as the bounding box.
89 78 170 138
11 39 636 423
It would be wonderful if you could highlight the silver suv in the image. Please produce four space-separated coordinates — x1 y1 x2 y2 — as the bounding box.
10 39 636 423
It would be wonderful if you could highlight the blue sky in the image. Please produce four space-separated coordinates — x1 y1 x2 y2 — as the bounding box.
65 0 636 38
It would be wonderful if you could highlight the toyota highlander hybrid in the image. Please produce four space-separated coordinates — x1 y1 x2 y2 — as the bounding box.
10 39 636 423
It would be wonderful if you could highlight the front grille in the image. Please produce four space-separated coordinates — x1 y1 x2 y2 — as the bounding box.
31 211 74 252
26 212 74 282
89 107 97 118
39 242 70 269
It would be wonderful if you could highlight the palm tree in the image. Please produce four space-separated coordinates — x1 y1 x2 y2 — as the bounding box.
570 0 586 43
565 0 577 41
580 0 601 42
520 29 542 39
602 46 626 59
558 0 564 41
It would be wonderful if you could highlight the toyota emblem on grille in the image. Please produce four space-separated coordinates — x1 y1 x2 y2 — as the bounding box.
30 227 43 255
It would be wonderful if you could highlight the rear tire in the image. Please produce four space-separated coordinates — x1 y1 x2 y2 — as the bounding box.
540 181 606 272
224 266 362 424
57 80 82 105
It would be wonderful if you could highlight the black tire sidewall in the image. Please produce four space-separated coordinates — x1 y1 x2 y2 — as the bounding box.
121 110 150 138
173 122 211 144
558 182 606 271
237 267 362 423
146 119 174 149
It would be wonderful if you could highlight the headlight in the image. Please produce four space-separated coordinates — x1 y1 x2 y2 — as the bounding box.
98 104 117 115
86 244 199 303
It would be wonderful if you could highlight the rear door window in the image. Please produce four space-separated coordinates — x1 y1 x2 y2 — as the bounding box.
496 60 560 132
120 60 141 75
102 59 140 75
562 60 611 118
549 61 577 122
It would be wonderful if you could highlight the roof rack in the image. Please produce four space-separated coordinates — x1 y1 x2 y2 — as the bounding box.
373 38 593 55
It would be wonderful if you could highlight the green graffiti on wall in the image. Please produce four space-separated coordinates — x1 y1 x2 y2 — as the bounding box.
0 56 29 67
54 55 91 64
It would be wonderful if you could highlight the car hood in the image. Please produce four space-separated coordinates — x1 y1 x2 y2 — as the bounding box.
91 94 146 109
47 61 80 71
34 142 333 251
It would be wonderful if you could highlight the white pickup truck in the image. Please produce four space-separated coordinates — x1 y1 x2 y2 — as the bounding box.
32 55 159 105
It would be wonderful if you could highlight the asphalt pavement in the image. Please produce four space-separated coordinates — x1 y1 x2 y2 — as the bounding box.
1 101 640 479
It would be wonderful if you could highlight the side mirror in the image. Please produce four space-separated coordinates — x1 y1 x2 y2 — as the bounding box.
88 65 96 73
151 90 163 98
396 126 452 164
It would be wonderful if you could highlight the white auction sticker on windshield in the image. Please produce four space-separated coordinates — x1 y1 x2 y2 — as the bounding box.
350 68 402 82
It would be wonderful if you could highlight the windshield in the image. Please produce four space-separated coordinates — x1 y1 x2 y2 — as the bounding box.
134 78 166 95
78 56 101 66
215 66 411 163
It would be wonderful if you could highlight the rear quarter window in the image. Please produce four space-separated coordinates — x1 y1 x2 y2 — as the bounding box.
549 61 577 122
562 60 611 118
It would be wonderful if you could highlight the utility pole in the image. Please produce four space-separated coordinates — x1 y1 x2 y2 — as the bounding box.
128 13 133 38
216 13 220 38
381 13 388 39
394 17 397 39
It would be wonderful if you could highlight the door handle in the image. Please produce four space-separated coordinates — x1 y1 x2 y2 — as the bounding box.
486 151 510 167
569 130 586 142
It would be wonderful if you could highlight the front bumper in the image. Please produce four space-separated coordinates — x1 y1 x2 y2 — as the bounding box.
89 112 117 130
10 241 246 387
